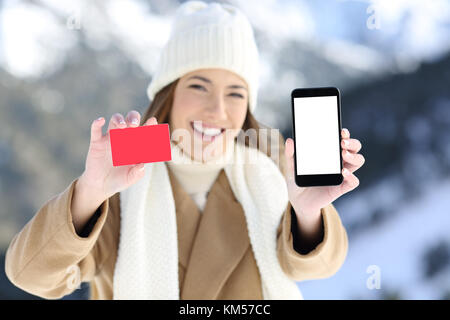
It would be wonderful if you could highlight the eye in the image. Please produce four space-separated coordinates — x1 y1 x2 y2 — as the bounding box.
229 93 244 99
189 84 207 91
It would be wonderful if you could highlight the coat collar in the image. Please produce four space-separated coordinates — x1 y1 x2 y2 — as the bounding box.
167 165 201 270
167 165 250 299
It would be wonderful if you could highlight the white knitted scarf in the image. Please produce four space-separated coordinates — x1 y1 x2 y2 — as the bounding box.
113 141 303 300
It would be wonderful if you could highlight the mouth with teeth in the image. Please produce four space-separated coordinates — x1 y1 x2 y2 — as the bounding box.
190 121 225 142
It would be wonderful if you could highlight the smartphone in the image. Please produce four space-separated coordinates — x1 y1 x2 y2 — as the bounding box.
110 123 172 166
290 87 343 187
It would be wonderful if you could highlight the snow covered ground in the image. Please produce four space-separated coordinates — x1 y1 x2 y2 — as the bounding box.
298 178 450 299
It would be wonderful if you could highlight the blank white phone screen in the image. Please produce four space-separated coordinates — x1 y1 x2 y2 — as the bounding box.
294 96 340 175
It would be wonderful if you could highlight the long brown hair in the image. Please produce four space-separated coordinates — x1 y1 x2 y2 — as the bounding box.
141 79 287 176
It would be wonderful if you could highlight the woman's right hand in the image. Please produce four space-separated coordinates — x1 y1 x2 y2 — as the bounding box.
71 111 157 233
81 111 157 199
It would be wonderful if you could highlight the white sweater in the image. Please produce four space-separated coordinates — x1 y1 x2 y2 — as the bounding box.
166 141 234 212
115 140 303 299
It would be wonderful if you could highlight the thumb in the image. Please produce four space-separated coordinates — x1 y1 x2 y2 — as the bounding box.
127 163 146 185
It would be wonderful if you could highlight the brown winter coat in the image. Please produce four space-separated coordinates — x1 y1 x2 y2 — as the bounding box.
5 162 348 299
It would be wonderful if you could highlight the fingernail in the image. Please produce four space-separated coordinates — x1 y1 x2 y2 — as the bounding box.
343 128 349 136
131 118 139 125
96 117 103 121
344 139 349 146
119 119 126 124
343 168 349 175
139 165 145 171
345 150 350 156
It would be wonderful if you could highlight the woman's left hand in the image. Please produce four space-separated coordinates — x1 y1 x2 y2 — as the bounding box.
284 128 365 219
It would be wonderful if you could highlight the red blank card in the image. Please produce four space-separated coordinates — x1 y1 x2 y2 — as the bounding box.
109 124 172 166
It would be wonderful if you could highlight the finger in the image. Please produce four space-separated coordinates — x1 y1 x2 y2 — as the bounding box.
90 117 105 143
342 149 365 167
284 138 295 182
341 128 350 139
107 113 127 132
341 138 362 153
340 168 360 194
144 116 158 126
125 110 141 127
343 162 362 174
127 163 146 185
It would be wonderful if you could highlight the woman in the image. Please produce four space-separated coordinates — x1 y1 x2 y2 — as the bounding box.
5 1 364 300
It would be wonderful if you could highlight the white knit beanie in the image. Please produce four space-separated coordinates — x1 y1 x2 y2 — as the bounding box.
146 1 260 113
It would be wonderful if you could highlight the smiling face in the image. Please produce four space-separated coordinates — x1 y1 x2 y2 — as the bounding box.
169 68 249 162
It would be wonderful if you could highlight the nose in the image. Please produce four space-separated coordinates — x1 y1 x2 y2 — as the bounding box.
205 93 228 120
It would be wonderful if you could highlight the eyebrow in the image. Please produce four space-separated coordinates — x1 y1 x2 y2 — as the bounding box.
187 75 247 91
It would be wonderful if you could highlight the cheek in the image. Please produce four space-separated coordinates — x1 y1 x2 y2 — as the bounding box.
229 104 247 129
171 93 202 128
222 104 247 141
